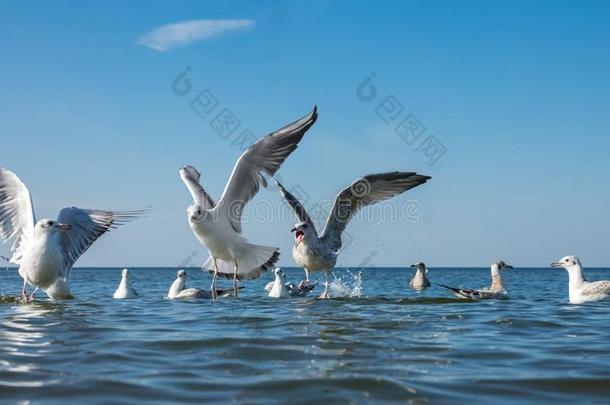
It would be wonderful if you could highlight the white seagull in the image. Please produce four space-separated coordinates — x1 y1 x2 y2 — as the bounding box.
113 268 139 299
180 106 318 300
276 171 431 298
551 256 610 304
167 269 238 299
267 268 289 298
264 268 318 297
440 260 512 300
0 168 145 301
410 262 431 290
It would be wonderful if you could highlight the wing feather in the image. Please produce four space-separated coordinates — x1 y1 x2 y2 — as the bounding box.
215 106 318 233
57 207 147 279
0 168 36 264
321 172 430 251
274 179 317 234
179 166 215 209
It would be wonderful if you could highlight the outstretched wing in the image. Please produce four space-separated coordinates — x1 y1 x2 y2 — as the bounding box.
57 207 147 279
215 106 318 233
321 172 430 252
179 165 215 209
275 179 317 234
0 168 36 264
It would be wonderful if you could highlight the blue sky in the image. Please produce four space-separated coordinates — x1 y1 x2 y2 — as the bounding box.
1 0 609 267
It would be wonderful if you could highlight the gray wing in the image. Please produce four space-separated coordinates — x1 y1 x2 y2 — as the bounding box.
320 172 430 252
582 280 610 297
57 207 147 279
274 179 317 234
180 165 215 209
215 106 318 233
0 168 36 264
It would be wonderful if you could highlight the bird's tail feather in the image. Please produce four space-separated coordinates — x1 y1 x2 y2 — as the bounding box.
202 243 279 281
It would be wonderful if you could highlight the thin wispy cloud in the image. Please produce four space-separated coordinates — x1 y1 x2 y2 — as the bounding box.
137 19 255 51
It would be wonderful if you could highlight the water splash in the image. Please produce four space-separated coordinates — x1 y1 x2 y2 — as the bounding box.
328 269 363 298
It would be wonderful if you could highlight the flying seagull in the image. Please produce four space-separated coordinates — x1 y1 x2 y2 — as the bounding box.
440 260 512 300
276 171 431 298
180 106 318 300
552 255 610 304
113 268 139 299
410 262 431 290
0 168 146 301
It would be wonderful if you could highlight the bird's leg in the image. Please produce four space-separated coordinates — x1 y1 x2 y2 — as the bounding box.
29 288 39 301
299 269 310 289
211 258 219 301
21 279 28 303
319 270 330 299
233 259 239 298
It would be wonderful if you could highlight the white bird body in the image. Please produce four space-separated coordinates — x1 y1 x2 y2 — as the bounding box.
552 256 610 304
268 268 289 298
409 262 430 290
113 269 138 299
167 269 212 299
180 107 318 299
19 232 64 290
0 167 144 301
276 172 431 298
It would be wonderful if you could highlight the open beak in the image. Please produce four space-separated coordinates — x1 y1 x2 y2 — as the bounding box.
290 227 296 233
410 264 417 268
54 223 72 231
551 262 562 268
294 230 305 247
505 264 514 269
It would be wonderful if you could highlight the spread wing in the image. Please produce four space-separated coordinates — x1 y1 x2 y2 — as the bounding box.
582 280 610 297
215 106 318 233
274 179 317 234
179 166 215 209
57 207 147 279
321 172 430 252
0 168 36 264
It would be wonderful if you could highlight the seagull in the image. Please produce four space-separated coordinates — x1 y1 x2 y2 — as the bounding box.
180 106 318 300
440 260 512 300
264 268 318 297
410 262 431 290
168 269 241 299
551 256 610 304
113 268 138 299
0 168 145 301
276 171 431 298
268 268 289 298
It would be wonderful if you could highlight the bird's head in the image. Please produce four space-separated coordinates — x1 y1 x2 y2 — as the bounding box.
177 269 186 279
187 204 205 223
121 268 129 278
551 255 582 273
35 219 71 236
491 260 513 275
291 222 314 247
410 262 427 272
179 165 201 182
273 267 284 278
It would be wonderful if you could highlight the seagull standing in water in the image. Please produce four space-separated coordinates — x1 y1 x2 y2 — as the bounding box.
113 269 138 299
410 262 431 290
267 268 289 298
440 260 512 300
0 168 145 301
276 172 431 298
180 107 317 300
551 256 610 304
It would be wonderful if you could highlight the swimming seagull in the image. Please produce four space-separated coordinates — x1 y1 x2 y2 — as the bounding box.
268 268 289 298
0 168 146 301
264 268 318 297
180 106 318 300
113 268 139 299
551 256 610 304
167 269 239 299
276 171 431 298
410 262 430 290
440 260 512 300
